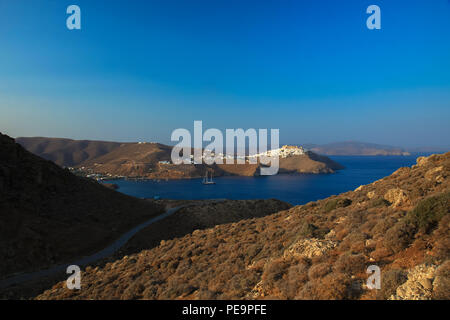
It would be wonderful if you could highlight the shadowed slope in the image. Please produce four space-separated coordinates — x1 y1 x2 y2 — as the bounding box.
16 137 123 167
0 133 164 278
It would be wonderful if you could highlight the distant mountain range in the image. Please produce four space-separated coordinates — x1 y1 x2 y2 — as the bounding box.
302 141 448 156
303 141 411 156
16 137 123 167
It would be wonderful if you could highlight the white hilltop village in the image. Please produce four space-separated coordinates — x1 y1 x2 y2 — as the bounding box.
201 145 308 162
163 145 308 165
249 145 307 159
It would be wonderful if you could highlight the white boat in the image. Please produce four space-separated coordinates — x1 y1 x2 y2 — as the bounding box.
202 170 216 185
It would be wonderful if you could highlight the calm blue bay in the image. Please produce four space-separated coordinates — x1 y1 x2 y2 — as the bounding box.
104 155 431 205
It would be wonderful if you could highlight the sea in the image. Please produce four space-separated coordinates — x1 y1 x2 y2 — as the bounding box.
103 154 431 205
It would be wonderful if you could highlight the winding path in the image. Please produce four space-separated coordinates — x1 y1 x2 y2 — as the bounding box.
0 206 183 289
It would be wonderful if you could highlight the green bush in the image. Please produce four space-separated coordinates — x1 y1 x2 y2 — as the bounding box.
299 223 318 237
323 198 352 213
384 220 416 253
370 198 391 208
298 222 329 239
406 192 450 233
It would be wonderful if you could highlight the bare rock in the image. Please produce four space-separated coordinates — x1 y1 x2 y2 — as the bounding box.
384 188 411 208
325 229 336 240
416 156 429 167
390 264 437 300
425 166 444 181
367 191 376 199
284 238 337 259
246 280 267 299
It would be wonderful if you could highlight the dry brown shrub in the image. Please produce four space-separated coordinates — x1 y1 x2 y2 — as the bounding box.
275 262 310 299
197 288 217 299
350 241 366 253
261 258 289 285
376 269 407 300
335 228 349 241
333 253 366 275
296 272 352 300
371 216 397 237
431 215 450 260
370 247 391 261
308 262 332 279
383 220 416 253
345 210 366 227
432 260 450 300
370 198 391 208
339 231 367 252
360 219 377 234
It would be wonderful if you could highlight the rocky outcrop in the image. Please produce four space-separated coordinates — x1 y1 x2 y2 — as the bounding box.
416 156 430 167
367 191 376 199
425 166 446 183
383 188 411 208
390 264 437 300
284 239 337 259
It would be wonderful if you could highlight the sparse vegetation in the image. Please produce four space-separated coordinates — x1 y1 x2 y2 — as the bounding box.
406 192 450 233
377 269 407 299
308 263 331 279
298 222 329 239
323 198 352 213
384 220 416 253
432 261 450 300
297 272 352 300
333 253 366 275
370 198 391 207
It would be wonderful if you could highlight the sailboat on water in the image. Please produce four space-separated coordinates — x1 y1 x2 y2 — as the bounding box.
202 169 216 185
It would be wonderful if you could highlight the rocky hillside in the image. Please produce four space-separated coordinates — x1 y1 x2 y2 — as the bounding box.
17 137 343 178
16 137 123 167
278 151 343 174
112 199 292 260
0 133 164 278
36 153 449 300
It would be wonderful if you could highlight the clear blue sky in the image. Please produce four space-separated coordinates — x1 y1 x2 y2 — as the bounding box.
0 0 449 148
